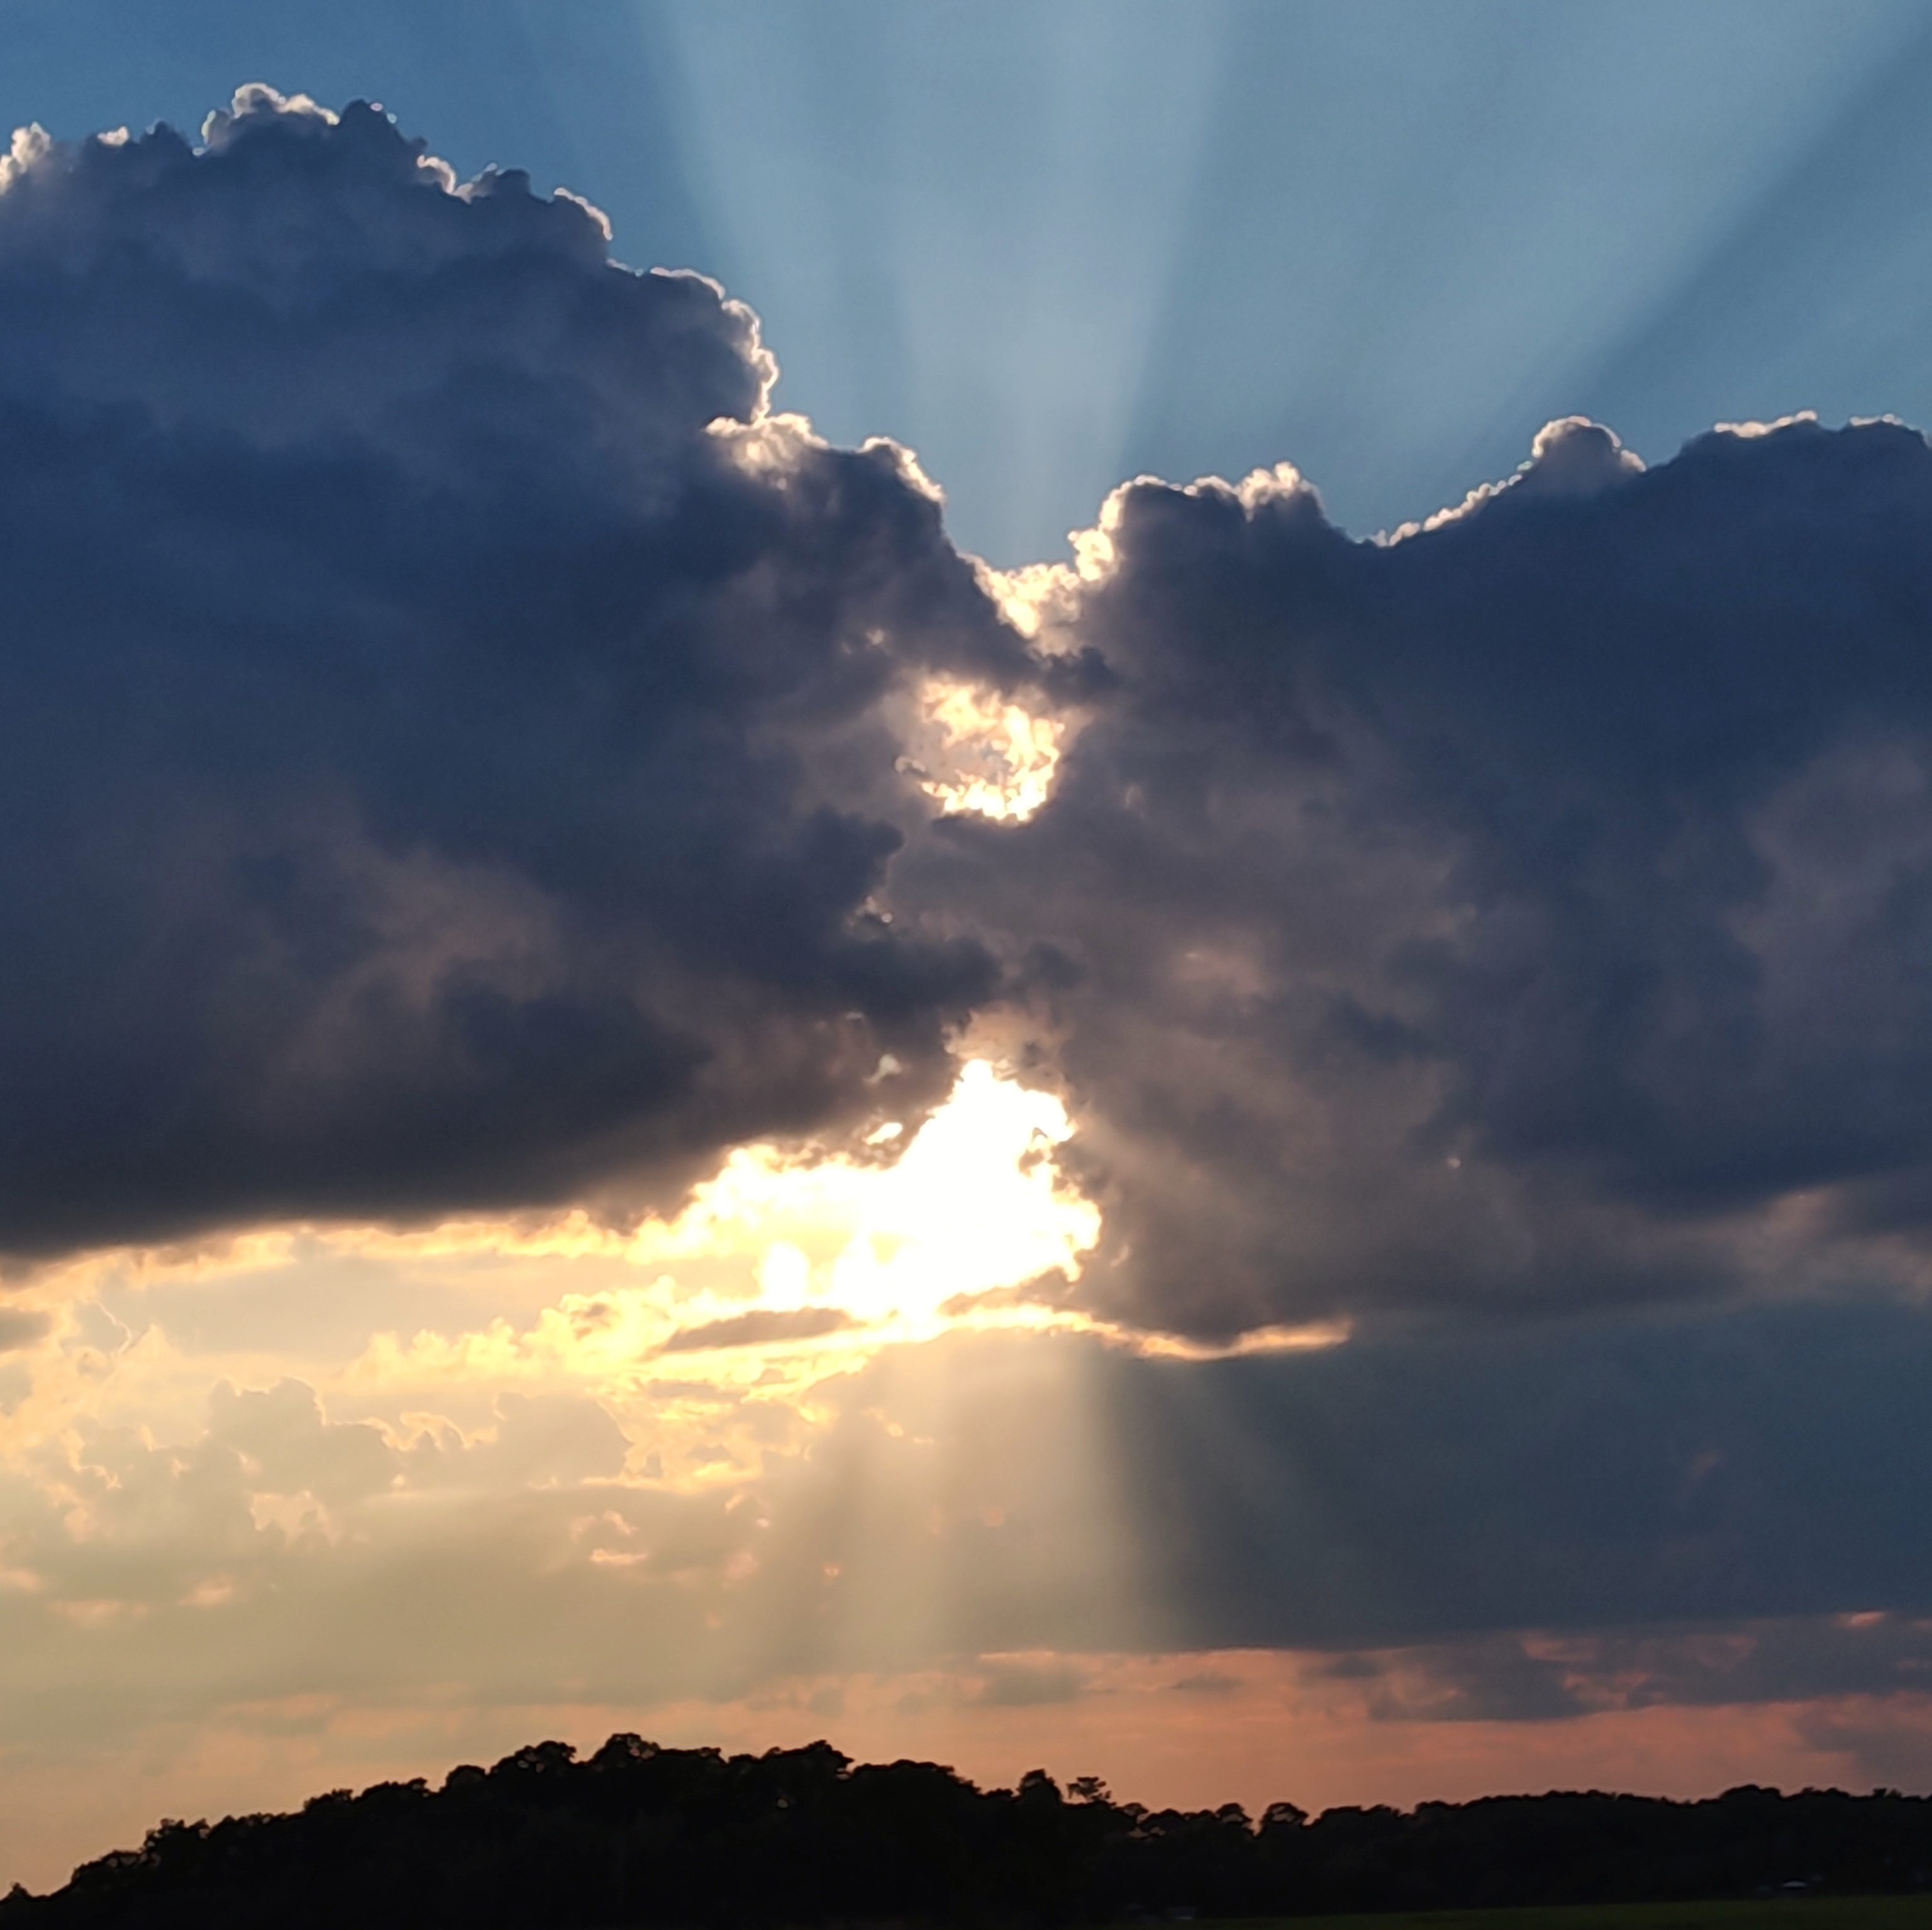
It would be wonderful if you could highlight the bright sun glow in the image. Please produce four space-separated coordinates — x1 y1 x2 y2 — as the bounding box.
636 1058 1097 1329
316 1058 1108 1429
897 679 1067 821
0 1061 1113 1497
9 1062 1339 1505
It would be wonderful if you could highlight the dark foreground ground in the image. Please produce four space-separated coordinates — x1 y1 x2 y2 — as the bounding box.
1253 1905 1932 1929
4 1737 1930 1927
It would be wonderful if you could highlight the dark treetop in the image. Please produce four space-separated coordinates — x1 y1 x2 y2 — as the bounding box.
6 1735 1932 1926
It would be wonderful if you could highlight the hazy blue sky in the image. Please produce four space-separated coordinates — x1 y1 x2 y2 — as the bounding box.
6 0 1931 558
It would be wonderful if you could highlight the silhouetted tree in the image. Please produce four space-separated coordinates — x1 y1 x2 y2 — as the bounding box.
3 1739 1929 1926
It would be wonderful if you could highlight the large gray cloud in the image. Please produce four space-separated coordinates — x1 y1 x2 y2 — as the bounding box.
0 87 1040 1256
912 416 1932 1334
13 82 1932 1367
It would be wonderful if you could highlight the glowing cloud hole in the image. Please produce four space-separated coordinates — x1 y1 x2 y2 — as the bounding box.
341 1058 1105 1409
897 680 1067 821
635 1058 1101 1345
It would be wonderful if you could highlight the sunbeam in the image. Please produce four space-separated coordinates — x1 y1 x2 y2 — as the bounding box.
1120 0 1927 539
649 0 1224 562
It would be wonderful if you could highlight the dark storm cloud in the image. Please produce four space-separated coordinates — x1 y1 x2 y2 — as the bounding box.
0 87 1036 1256
1098 1300 1932 1655
13 82 1932 1359
911 415 1932 1334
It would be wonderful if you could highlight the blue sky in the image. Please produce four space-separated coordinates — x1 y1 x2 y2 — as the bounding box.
7 0 1932 559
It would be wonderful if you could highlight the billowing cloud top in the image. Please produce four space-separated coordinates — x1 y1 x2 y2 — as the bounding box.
0 87 1033 1255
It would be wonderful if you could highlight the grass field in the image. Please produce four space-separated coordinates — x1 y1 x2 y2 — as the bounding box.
1225 1901 1932 1930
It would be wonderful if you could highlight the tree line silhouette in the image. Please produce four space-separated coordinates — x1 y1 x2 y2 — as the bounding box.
4 1736 1930 1926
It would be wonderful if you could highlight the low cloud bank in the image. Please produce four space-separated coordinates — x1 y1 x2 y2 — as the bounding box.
3 1313 1930 1744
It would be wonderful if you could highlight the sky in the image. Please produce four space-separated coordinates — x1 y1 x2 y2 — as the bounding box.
3 0 1932 1896
11 0 1932 560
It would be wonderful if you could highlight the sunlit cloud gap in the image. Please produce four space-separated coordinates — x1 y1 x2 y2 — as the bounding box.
897 680 1070 821
21 1063 1098 1399
21 1053 1343 1427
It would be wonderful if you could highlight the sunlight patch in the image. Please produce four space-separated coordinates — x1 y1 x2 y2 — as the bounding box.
340 1058 1102 1431
897 679 1069 821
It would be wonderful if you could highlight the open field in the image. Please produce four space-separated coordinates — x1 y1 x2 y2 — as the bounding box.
1225 1902 1932 1930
